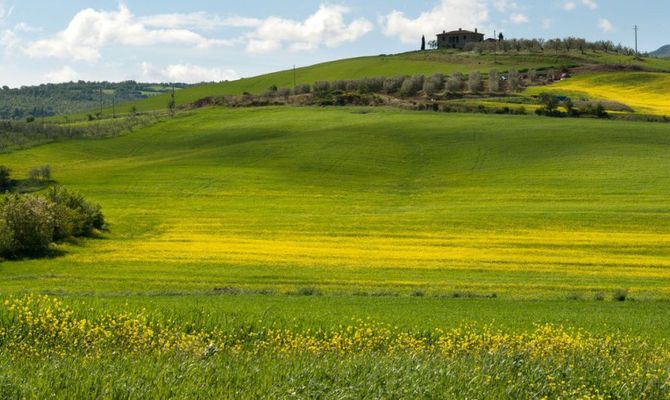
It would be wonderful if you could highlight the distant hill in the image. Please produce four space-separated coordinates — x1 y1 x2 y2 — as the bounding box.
0 81 188 120
650 45 670 58
63 50 670 119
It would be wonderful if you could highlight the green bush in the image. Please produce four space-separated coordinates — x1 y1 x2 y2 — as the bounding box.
0 166 11 190
1 194 55 256
0 187 105 258
47 186 105 239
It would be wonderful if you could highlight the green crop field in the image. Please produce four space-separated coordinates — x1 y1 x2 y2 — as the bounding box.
4 107 670 299
3 74 670 396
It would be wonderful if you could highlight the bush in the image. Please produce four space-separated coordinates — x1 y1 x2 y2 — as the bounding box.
508 69 522 91
28 165 51 183
294 84 311 95
313 81 331 93
359 77 385 94
277 88 291 98
446 72 464 93
612 289 628 302
0 166 11 190
332 80 348 91
488 70 501 93
399 75 424 97
468 71 483 93
383 76 406 94
423 73 445 96
47 186 104 240
1 194 55 256
0 188 105 258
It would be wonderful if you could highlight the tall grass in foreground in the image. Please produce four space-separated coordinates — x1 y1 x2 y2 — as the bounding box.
1 296 669 399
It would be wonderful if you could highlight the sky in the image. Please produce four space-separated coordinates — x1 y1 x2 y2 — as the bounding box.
0 0 667 87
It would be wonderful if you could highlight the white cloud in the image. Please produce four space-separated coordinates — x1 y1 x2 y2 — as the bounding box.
492 0 518 12
542 18 553 29
0 2 14 23
139 13 262 30
381 0 489 44
245 5 373 54
13 22 42 33
510 13 529 24
24 3 234 62
582 0 598 9
597 17 613 32
141 62 239 83
562 1 577 11
45 66 79 83
0 28 18 50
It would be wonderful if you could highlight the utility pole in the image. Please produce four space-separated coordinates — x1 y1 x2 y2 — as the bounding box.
293 65 297 89
112 92 116 119
493 30 497 64
633 25 639 58
99 87 103 117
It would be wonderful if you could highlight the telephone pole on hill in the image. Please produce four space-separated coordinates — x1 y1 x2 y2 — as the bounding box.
633 25 639 58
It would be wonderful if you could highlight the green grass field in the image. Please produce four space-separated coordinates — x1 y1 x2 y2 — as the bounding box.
4 107 670 299
3 104 670 397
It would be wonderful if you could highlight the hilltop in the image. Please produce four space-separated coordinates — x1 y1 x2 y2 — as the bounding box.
61 49 670 119
651 44 670 58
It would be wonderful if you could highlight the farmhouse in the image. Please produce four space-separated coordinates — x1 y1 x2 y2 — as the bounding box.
437 28 484 50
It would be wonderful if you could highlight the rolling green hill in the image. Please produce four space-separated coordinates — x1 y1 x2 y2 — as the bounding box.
65 50 670 118
651 44 670 58
3 107 670 299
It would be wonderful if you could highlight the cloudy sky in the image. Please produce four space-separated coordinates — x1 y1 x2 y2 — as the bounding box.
0 0 667 87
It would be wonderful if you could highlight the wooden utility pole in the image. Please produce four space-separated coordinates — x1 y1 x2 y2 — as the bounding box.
494 30 497 63
293 65 297 89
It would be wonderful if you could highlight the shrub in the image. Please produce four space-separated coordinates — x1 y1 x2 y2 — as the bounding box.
383 76 406 94
0 166 11 190
488 70 501 93
399 75 424 97
468 71 483 93
277 88 291 98
28 165 51 183
359 77 385 94
313 81 331 93
446 72 464 93
47 186 105 239
423 73 445 96
508 69 522 91
294 84 311 95
612 289 628 302
332 80 348 91
1 194 55 256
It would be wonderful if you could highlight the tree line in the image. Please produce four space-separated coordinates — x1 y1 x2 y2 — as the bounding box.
0 81 188 121
427 36 638 56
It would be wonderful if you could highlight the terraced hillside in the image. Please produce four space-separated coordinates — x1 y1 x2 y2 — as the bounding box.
3 107 670 299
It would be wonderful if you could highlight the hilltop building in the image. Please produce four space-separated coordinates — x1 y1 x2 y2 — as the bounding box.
436 28 484 50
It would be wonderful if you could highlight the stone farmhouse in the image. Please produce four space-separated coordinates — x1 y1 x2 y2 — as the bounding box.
437 28 485 50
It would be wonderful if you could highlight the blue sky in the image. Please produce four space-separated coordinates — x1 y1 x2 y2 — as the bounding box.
0 0 667 87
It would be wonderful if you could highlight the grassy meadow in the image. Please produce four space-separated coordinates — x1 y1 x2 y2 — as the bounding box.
3 104 670 396
3 107 670 298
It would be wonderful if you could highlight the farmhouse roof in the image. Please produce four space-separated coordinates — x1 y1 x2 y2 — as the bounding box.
438 28 483 36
